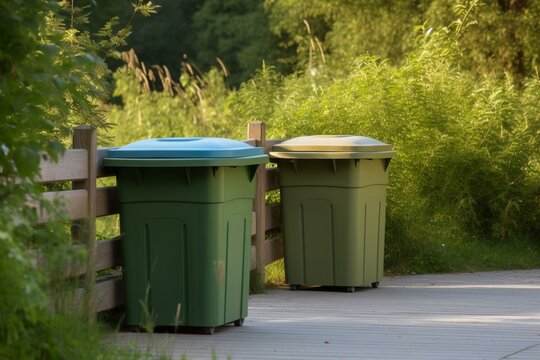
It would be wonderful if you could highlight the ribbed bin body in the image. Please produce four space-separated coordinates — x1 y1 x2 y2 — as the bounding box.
271 136 394 289
277 159 388 287
117 166 253 328
105 138 267 330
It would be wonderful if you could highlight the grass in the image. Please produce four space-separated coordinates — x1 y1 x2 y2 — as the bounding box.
386 234 540 276
265 258 286 288
262 234 540 286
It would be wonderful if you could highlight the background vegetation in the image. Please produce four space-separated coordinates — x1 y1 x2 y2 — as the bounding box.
107 0 539 275
1 0 539 356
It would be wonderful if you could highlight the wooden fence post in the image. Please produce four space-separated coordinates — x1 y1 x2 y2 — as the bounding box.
248 122 266 287
72 126 97 321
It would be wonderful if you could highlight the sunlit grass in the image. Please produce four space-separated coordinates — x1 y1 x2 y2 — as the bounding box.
265 258 286 288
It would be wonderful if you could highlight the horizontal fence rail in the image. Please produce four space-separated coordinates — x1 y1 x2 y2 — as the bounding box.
35 122 285 314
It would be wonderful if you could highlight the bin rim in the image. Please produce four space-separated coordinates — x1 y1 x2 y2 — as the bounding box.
269 151 395 159
270 135 395 159
103 154 269 167
271 135 395 158
107 137 263 159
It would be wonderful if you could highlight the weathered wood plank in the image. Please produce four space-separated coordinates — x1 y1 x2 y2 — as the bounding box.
72 126 97 319
76 277 124 313
265 167 279 191
96 186 119 217
95 238 122 272
248 122 267 283
95 277 124 312
35 237 122 278
39 189 88 223
40 186 118 222
97 148 116 178
250 244 256 270
265 204 281 231
263 235 283 266
251 211 256 236
38 149 88 183
250 236 284 269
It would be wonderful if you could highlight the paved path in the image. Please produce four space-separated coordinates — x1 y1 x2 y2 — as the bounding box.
114 269 540 359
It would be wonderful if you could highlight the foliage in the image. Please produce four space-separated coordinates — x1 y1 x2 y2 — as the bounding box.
106 0 540 274
265 0 540 80
0 0 95 356
105 0 540 276
231 5 540 272
86 0 540 89
265 0 429 72
427 0 540 81
0 0 158 358
86 0 284 87
192 0 284 87
109 50 243 145
86 0 203 82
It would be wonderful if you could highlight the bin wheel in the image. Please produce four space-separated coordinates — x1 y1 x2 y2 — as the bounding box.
234 318 244 327
346 286 356 293
371 282 379 289
203 327 215 335
290 284 300 291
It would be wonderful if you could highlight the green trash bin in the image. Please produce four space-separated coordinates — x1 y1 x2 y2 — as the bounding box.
104 138 268 333
270 135 395 291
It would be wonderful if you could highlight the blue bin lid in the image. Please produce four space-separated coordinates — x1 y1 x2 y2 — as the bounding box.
104 137 268 167
107 137 263 158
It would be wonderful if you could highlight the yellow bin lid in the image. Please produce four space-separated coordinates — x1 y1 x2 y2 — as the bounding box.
270 135 396 159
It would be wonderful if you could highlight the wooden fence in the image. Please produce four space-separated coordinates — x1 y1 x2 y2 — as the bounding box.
36 121 284 313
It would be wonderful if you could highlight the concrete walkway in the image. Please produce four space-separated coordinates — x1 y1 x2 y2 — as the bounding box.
114 269 540 359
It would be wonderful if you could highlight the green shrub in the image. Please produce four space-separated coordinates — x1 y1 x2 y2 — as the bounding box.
0 0 103 356
0 0 158 358
266 0 540 81
231 12 540 272
106 1 540 275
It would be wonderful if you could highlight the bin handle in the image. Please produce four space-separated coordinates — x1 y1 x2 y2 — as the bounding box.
289 159 298 173
384 158 392 171
354 158 392 171
248 164 258 182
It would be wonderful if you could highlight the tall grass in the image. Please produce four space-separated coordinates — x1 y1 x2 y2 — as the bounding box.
108 50 243 146
107 5 540 275
231 15 540 274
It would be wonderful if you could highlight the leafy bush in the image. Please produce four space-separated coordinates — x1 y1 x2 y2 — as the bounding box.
266 0 540 81
106 1 540 275
231 9 540 272
0 0 157 357
0 0 103 356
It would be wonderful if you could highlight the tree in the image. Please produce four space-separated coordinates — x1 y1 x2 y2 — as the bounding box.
192 0 283 87
0 0 156 357
0 0 104 357
87 0 285 87
86 0 201 80
427 0 540 81
265 0 540 80
265 0 429 71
